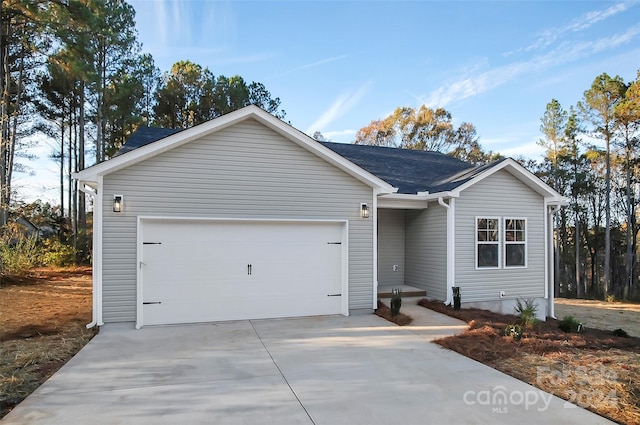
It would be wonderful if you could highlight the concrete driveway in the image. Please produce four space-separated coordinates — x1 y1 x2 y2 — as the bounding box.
2 304 613 424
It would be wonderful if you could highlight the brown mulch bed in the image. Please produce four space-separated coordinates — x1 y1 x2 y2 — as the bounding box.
0 267 96 419
418 298 640 424
375 300 413 326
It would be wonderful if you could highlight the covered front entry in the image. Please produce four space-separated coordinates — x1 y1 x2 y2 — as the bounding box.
137 218 347 327
377 206 448 301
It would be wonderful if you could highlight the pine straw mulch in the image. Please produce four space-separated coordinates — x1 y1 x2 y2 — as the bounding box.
418 299 640 425
375 300 413 326
0 267 96 419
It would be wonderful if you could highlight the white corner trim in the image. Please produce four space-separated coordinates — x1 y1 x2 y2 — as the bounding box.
545 202 561 319
135 216 144 329
342 220 350 316
372 190 379 309
438 197 455 305
86 175 103 328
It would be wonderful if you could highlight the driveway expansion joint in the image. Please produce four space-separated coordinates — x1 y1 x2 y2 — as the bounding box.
249 319 316 425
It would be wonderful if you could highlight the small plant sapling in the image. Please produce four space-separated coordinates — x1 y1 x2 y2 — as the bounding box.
559 315 581 333
504 324 523 340
514 298 539 328
390 288 402 316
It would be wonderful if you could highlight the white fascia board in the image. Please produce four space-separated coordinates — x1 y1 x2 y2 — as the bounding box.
377 193 429 209
377 191 460 209
546 197 570 206
451 158 565 202
73 105 396 194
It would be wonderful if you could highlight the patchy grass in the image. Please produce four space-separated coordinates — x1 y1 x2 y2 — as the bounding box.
418 298 640 425
375 300 413 326
0 267 95 419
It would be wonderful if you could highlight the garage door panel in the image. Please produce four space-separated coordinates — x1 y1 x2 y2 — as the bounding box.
140 220 344 326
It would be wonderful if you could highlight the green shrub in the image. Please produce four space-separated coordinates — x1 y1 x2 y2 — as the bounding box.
504 324 522 340
559 315 581 333
606 294 616 303
39 238 76 267
514 298 539 328
0 225 41 276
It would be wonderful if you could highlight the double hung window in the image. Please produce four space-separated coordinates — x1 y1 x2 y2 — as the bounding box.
476 217 527 269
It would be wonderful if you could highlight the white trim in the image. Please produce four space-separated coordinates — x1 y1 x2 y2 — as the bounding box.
546 203 560 319
503 217 528 269
377 194 429 209
87 175 104 328
136 215 144 329
475 216 501 270
135 216 350 328
372 190 378 309
450 198 455 300
73 105 396 194
439 197 455 305
342 220 350 316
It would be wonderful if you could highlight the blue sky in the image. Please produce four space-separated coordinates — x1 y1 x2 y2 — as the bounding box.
18 0 640 204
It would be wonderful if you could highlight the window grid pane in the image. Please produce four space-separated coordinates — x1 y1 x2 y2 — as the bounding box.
504 218 526 267
477 218 500 268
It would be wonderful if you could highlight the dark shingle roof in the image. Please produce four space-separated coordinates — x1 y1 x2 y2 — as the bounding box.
115 126 183 156
320 142 500 194
117 126 500 194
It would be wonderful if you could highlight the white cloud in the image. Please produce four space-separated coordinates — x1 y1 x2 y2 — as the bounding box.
503 2 635 57
566 2 631 32
306 80 373 133
423 24 640 108
499 141 545 160
322 129 357 143
281 55 349 76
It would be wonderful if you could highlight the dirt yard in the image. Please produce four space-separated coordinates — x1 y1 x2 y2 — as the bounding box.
0 268 95 418
419 298 640 425
555 298 640 337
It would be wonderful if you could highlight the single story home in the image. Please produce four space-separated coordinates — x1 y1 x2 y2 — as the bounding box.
74 105 566 329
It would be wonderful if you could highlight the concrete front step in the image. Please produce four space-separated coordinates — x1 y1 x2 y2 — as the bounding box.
378 285 427 299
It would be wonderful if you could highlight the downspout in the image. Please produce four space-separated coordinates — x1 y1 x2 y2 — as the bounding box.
372 189 380 309
547 204 560 319
78 178 103 329
78 184 98 329
439 197 455 305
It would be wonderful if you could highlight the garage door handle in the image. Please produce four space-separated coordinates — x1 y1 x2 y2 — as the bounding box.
248 264 252 275
327 293 341 297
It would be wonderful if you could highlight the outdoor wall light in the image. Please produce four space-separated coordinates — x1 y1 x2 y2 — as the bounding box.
113 195 124 213
360 203 370 219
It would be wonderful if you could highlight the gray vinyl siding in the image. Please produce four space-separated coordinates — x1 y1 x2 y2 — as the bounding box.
377 209 405 286
101 118 374 322
405 205 447 300
455 170 545 302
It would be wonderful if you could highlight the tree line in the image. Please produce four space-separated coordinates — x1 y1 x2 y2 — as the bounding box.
1 0 283 261
3 1 640 301
535 72 640 301
352 72 640 301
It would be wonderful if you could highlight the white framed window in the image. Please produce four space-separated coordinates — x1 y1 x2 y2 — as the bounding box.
476 217 500 269
504 218 527 268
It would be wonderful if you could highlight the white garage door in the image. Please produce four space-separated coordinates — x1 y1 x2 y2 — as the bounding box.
139 219 345 326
